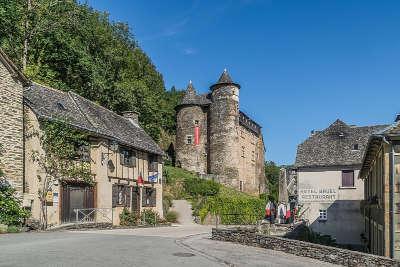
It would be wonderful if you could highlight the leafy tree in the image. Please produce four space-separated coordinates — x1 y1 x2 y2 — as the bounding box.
0 0 182 143
264 161 280 202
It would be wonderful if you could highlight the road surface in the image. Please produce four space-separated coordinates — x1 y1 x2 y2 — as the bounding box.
0 224 340 267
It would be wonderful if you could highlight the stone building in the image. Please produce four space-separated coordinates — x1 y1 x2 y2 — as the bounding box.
175 70 265 195
0 50 164 226
359 115 400 259
295 119 388 246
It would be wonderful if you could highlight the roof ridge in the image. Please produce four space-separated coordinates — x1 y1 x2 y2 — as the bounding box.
0 49 30 86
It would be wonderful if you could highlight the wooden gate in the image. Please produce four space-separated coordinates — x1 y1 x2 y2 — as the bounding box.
61 183 94 223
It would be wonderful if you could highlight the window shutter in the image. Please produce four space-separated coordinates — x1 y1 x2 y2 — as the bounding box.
112 185 118 208
151 188 157 207
125 186 131 207
120 152 125 166
342 170 354 187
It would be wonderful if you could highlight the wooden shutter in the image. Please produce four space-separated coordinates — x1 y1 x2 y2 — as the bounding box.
124 186 131 207
112 184 118 208
151 188 157 207
120 152 125 166
342 170 354 187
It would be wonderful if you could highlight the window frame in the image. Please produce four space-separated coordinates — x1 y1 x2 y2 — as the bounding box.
319 209 327 221
341 170 355 188
186 135 193 145
120 148 136 167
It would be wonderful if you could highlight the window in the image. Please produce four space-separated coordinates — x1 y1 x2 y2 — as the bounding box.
148 154 158 172
239 181 244 192
77 145 90 162
120 149 136 167
194 120 199 126
352 144 359 150
241 146 245 158
142 187 156 207
342 170 354 187
112 184 131 208
251 151 255 162
319 210 327 221
186 135 193 145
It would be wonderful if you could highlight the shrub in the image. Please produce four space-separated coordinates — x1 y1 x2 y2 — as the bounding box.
7 225 21 233
119 208 140 226
165 210 178 223
0 178 30 226
184 178 220 197
198 187 265 225
141 209 161 225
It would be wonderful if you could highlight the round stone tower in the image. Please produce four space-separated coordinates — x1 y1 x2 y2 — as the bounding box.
175 81 209 174
208 69 240 180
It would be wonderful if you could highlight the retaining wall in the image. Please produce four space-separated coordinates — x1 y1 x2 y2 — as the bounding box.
212 227 399 267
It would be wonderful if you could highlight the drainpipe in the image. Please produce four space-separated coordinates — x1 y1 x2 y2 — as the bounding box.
389 142 395 258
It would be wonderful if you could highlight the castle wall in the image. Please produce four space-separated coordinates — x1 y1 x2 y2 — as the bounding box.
208 85 240 179
237 124 265 195
175 105 208 174
0 61 24 195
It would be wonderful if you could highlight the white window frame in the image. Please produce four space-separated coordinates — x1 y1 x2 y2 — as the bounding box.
186 135 193 145
319 209 327 221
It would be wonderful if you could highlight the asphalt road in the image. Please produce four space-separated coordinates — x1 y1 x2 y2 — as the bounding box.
0 225 339 267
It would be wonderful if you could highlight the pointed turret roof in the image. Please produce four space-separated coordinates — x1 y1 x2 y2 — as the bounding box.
210 69 241 90
176 80 211 109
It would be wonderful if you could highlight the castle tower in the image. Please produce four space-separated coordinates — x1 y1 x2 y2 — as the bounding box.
175 81 209 174
208 69 240 180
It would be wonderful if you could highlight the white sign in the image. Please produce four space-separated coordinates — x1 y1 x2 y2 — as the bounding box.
299 188 337 203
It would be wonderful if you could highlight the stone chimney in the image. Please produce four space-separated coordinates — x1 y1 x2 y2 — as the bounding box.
122 111 139 124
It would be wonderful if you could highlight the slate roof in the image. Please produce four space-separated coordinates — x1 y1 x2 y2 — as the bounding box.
295 119 388 168
24 83 164 155
0 49 30 86
359 119 400 178
211 69 241 90
176 81 211 108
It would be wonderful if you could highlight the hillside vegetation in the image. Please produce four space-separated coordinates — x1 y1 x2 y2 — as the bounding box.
163 166 265 225
0 0 183 145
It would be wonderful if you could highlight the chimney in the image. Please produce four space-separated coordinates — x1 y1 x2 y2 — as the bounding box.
122 111 139 124
395 113 400 122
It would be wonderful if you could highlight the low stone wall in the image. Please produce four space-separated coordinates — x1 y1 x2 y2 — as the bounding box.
212 228 400 267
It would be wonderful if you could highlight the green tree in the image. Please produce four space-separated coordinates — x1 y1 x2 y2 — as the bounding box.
264 161 280 202
0 0 181 143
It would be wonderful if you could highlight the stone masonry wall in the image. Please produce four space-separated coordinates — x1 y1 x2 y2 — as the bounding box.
175 105 208 174
208 85 240 179
0 62 24 194
237 125 265 195
212 228 399 267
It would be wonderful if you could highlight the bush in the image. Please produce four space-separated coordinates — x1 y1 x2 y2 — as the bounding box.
7 225 21 233
141 209 162 225
165 210 178 223
184 178 220 197
119 208 140 226
198 187 265 225
0 178 30 226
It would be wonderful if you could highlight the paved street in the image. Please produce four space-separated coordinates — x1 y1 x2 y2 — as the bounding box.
0 225 339 267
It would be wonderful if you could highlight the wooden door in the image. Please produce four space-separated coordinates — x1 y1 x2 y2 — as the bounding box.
61 184 94 223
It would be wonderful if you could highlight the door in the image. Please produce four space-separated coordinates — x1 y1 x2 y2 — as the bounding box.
61 184 94 223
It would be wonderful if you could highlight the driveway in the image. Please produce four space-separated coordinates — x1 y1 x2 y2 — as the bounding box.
0 224 339 267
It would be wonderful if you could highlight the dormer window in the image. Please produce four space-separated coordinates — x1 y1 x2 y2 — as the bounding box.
352 144 359 151
338 132 345 138
56 102 67 111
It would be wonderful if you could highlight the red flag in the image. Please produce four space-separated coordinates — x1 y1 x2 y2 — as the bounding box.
194 126 200 145
137 173 144 187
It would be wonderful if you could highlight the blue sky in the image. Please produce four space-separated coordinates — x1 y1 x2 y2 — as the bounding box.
86 0 399 165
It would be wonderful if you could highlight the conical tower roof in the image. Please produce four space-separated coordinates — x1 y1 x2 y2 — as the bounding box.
176 80 211 109
210 69 241 90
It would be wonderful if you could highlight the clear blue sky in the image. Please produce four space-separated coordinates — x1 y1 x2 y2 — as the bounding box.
86 0 399 165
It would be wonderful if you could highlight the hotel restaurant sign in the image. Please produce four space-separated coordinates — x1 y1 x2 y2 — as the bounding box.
299 188 337 203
